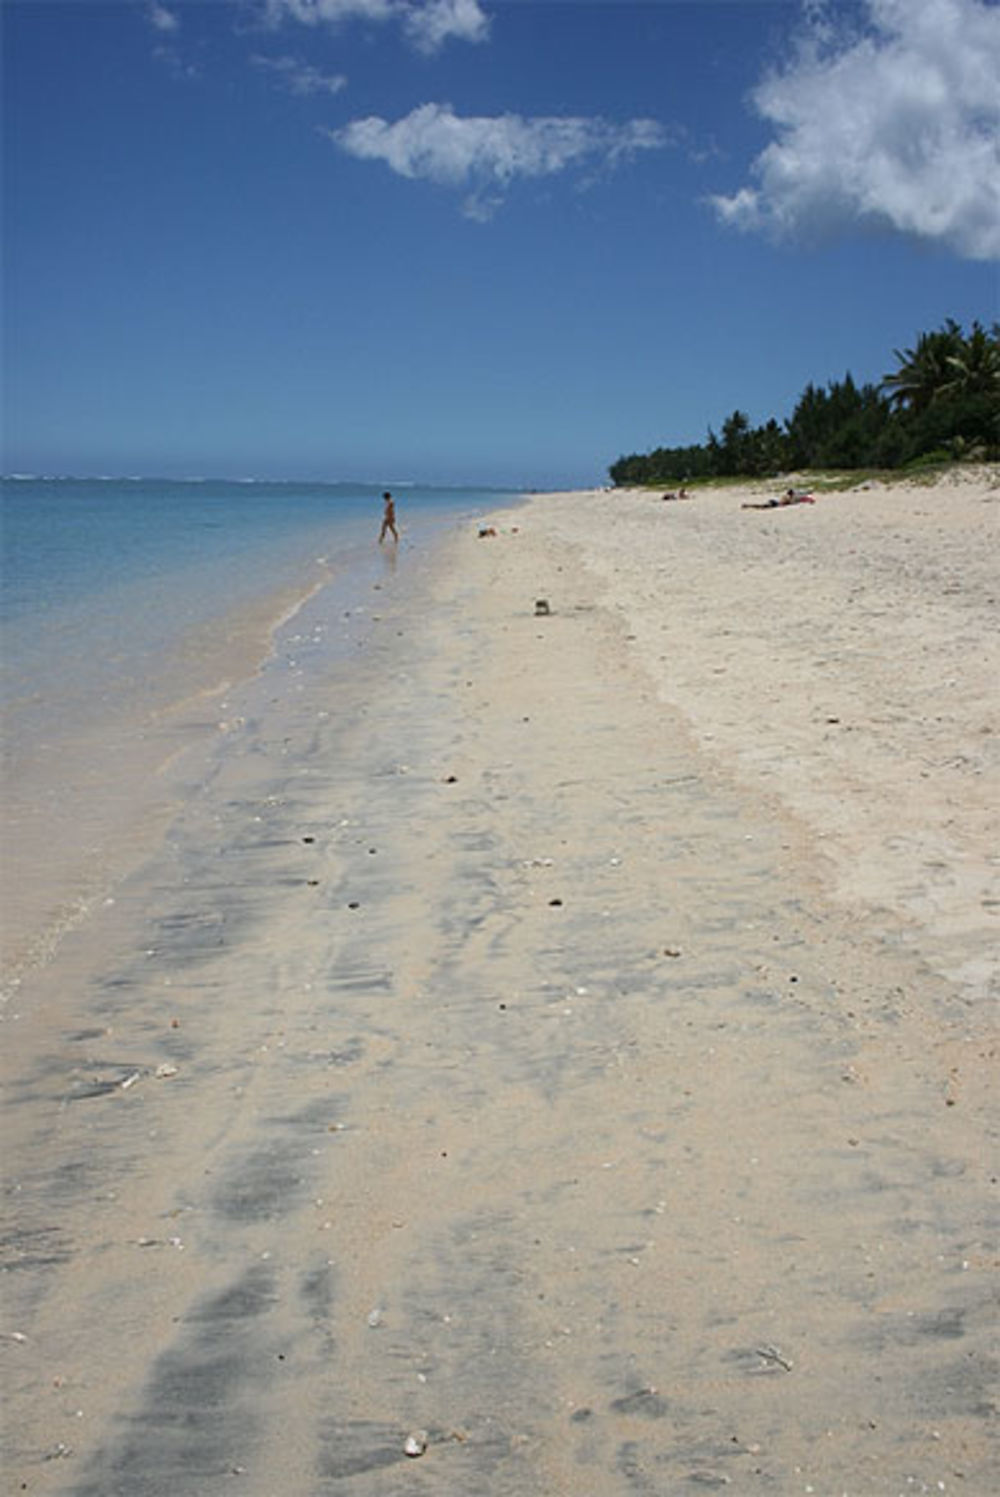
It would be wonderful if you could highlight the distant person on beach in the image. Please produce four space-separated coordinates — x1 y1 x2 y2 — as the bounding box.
742 488 815 510
379 491 399 544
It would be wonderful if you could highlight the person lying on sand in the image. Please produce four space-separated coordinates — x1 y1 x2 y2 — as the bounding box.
742 488 816 510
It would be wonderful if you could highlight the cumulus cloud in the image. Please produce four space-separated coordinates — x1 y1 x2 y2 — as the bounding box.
330 102 667 217
252 54 348 95
710 0 1000 260
263 0 489 52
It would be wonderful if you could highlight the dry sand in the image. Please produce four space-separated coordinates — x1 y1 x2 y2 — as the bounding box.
2 470 997 1495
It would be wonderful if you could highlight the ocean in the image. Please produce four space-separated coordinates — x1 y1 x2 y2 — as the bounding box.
0 477 515 994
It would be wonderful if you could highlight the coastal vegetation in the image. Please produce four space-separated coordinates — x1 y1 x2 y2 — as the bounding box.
609 320 1000 487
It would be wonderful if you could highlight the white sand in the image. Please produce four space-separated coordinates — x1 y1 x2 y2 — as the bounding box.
3 469 996 1495
510 470 1000 1005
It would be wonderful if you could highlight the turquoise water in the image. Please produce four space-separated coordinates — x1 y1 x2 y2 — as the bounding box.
1 478 510 728
1 477 506 621
0 476 515 987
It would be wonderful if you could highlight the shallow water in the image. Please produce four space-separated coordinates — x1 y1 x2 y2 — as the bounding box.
0 477 514 991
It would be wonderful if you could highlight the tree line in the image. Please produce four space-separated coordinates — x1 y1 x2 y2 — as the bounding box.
608 321 1000 487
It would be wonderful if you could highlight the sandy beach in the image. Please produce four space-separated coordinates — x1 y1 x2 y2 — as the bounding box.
2 469 997 1495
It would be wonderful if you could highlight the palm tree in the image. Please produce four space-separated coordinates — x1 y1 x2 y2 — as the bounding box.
882 320 965 413
939 321 1000 402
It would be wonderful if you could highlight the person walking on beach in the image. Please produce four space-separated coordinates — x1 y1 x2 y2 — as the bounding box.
379 491 399 544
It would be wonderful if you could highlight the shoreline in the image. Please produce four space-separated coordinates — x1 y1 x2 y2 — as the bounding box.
3 474 996 1494
1 559 345 1003
0 505 469 1002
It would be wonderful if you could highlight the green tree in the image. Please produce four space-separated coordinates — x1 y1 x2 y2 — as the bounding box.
784 382 829 468
608 320 998 486
939 321 1000 403
881 320 965 413
717 410 751 476
883 322 1000 461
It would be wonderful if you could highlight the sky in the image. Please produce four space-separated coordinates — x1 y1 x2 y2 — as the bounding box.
3 0 998 488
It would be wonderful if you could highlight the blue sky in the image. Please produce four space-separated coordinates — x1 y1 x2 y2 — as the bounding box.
3 0 998 487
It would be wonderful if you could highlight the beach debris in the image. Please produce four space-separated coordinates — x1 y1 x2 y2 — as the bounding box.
534 598 551 615
755 1344 793 1372
366 1307 384 1328
610 1386 664 1415
404 1430 429 1458
663 947 682 958
548 898 563 907
478 526 497 538
1 1331 27 1344
119 1071 142 1091
155 1063 179 1079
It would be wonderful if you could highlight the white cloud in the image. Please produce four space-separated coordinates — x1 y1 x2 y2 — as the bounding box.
331 102 667 217
147 3 179 33
710 0 1000 260
252 54 348 95
147 4 201 80
263 0 395 24
403 0 490 53
263 0 489 52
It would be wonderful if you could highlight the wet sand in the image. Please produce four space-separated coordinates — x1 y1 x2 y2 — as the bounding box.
2 473 997 1495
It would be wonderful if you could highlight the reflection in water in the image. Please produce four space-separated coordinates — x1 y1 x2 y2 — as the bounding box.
379 537 399 575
